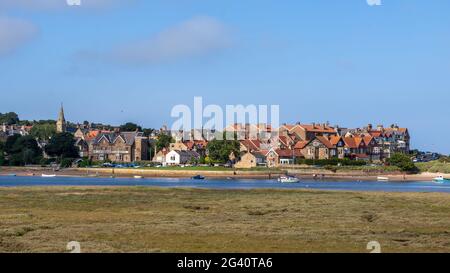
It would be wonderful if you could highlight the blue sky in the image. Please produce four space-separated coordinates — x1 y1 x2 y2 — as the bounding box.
0 0 449 153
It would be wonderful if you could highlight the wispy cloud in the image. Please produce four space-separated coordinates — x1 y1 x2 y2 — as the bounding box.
79 16 233 66
0 0 134 10
0 16 38 57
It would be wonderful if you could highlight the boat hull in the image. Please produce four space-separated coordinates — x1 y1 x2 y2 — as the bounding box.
278 177 300 183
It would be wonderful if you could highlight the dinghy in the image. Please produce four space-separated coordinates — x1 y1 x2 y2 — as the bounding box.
191 175 205 180
41 174 56 178
433 176 450 183
278 176 300 183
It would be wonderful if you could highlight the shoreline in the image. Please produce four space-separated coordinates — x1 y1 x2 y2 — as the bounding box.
0 166 446 182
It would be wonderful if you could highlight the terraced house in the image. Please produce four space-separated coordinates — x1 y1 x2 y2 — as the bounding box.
88 132 149 163
230 122 410 167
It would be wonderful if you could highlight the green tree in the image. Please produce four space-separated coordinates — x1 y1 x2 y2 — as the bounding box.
206 137 240 164
4 134 21 154
120 122 142 132
156 133 174 151
5 135 42 166
0 142 5 166
45 133 79 159
30 123 57 141
143 128 155 137
0 112 19 125
388 153 419 173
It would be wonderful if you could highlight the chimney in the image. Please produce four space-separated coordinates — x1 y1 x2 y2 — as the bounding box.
367 124 373 131
377 125 384 131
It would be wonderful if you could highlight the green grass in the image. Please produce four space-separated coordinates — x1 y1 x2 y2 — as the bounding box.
416 161 450 174
0 187 449 253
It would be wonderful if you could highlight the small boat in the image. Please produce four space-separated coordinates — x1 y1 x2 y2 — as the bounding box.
8 174 17 177
41 174 56 178
433 176 450 182
134 176 143 179
377 176 389 182
192 175 205 180
278 176 300 183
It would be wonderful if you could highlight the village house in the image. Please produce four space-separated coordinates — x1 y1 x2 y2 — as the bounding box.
265 148 302 167
165 150 200 166
74 138 89 158
239 139 261 153
224 123 273 140
1 124 32 137
88 132 149 163
152 148 169 165
279 123 338 141
295 136 336 160
235 152 266 169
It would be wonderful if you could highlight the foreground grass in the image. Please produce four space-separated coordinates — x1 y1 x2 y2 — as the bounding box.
0 187 449 253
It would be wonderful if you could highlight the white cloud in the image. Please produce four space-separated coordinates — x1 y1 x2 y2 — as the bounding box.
0 16 38 57
0 0 133 10
96 16 233 65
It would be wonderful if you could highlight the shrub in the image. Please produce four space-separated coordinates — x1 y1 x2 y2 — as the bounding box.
60 158 75 168
77 158 92 168
387 153 419 173
39 158 52 167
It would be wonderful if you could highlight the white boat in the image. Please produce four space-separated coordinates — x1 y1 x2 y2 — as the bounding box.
278 176 300 183
433 176 449 182
41 174 56 178
377 176 389 181
134 175 143 179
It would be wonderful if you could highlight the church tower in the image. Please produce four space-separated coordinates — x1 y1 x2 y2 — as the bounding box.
56 104 66 133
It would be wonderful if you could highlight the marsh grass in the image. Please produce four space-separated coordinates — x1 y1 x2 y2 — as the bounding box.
0 187 449 253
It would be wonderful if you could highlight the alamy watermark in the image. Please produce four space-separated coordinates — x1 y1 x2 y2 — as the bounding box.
170 97 280 141
67 241 81 253
367 0 382 6
67 0 81 6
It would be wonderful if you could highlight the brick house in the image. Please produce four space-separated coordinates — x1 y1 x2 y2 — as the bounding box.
265 148 302 167
89 132 149 162
235 152 266 169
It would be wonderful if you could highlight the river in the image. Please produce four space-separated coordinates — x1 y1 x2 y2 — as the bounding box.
0 175 449 193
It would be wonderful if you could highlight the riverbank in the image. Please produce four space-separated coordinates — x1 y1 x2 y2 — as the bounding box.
0 166 446 182
0 187 448 253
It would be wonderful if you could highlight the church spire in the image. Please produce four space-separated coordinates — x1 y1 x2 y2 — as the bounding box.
56 103 66 133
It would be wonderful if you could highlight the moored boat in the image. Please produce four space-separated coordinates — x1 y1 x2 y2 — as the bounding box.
134 175 143 179
433 176 450 183
41 174 56 178
278 176 300 183
192 175 205 180
377 176 389 181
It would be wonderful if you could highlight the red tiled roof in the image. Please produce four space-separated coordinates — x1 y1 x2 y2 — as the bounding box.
299 124 336 133
343 137 357 149
368 131 382 138
240 139 261 151
273 149 302 157
329 136 343 146
294 140 310 149
315 136 335 149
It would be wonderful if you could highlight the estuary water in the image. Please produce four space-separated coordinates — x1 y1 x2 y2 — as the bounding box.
0 175 449 193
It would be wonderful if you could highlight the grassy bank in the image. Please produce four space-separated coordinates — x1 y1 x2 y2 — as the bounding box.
0 187 449 253
416 161 450 174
